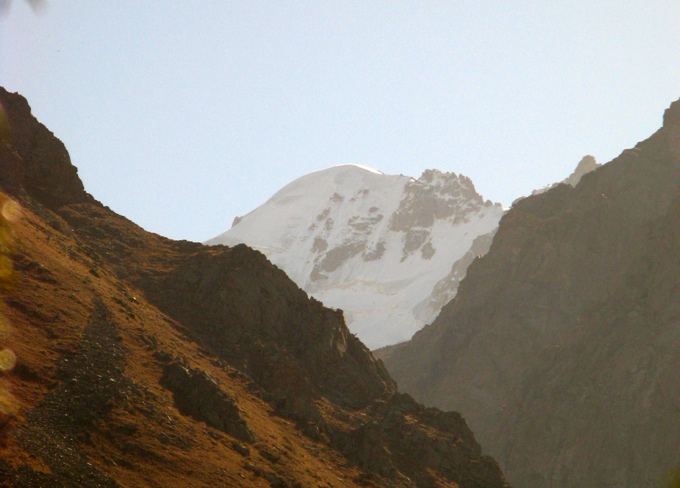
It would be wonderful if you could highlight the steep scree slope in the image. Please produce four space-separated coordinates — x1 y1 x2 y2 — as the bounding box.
382 99 680 488
0 87 510 488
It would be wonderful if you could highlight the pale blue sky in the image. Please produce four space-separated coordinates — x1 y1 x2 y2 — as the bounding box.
2 2 679 241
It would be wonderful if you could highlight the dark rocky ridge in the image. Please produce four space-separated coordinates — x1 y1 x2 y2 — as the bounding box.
149 243 395 412
0 87 89 208
382 98 680 488
0 87 510 487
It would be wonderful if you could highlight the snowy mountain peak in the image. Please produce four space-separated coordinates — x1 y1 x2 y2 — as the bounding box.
208 166 503 349
262 164 386 209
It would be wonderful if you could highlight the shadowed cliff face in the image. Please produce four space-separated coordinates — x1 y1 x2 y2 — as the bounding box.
0 87 88 207
383 98 680 488
0 87 511 488
148 243 396 411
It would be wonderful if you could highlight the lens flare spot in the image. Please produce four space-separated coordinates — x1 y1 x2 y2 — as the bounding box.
1 199 20 223
0 349 16 372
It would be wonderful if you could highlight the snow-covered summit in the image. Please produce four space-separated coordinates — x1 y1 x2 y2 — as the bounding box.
207 164 503 349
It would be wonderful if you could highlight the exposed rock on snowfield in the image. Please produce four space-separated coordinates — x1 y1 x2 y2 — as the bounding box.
207 165 504 349
382 98 680 488
0 86 510 488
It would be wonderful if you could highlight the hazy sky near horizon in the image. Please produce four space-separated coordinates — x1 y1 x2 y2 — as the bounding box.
2 2 679 241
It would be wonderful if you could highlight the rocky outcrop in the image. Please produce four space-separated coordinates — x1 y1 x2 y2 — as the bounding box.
336 393 508 488
384 98 680 488
563 154 599 187
160 361 255 443
0 87 89 207
149 243 395 410
389 171 487 225
663 98 680 127
522 155 600 200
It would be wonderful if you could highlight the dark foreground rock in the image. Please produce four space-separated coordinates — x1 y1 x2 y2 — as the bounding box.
384 99 680 488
